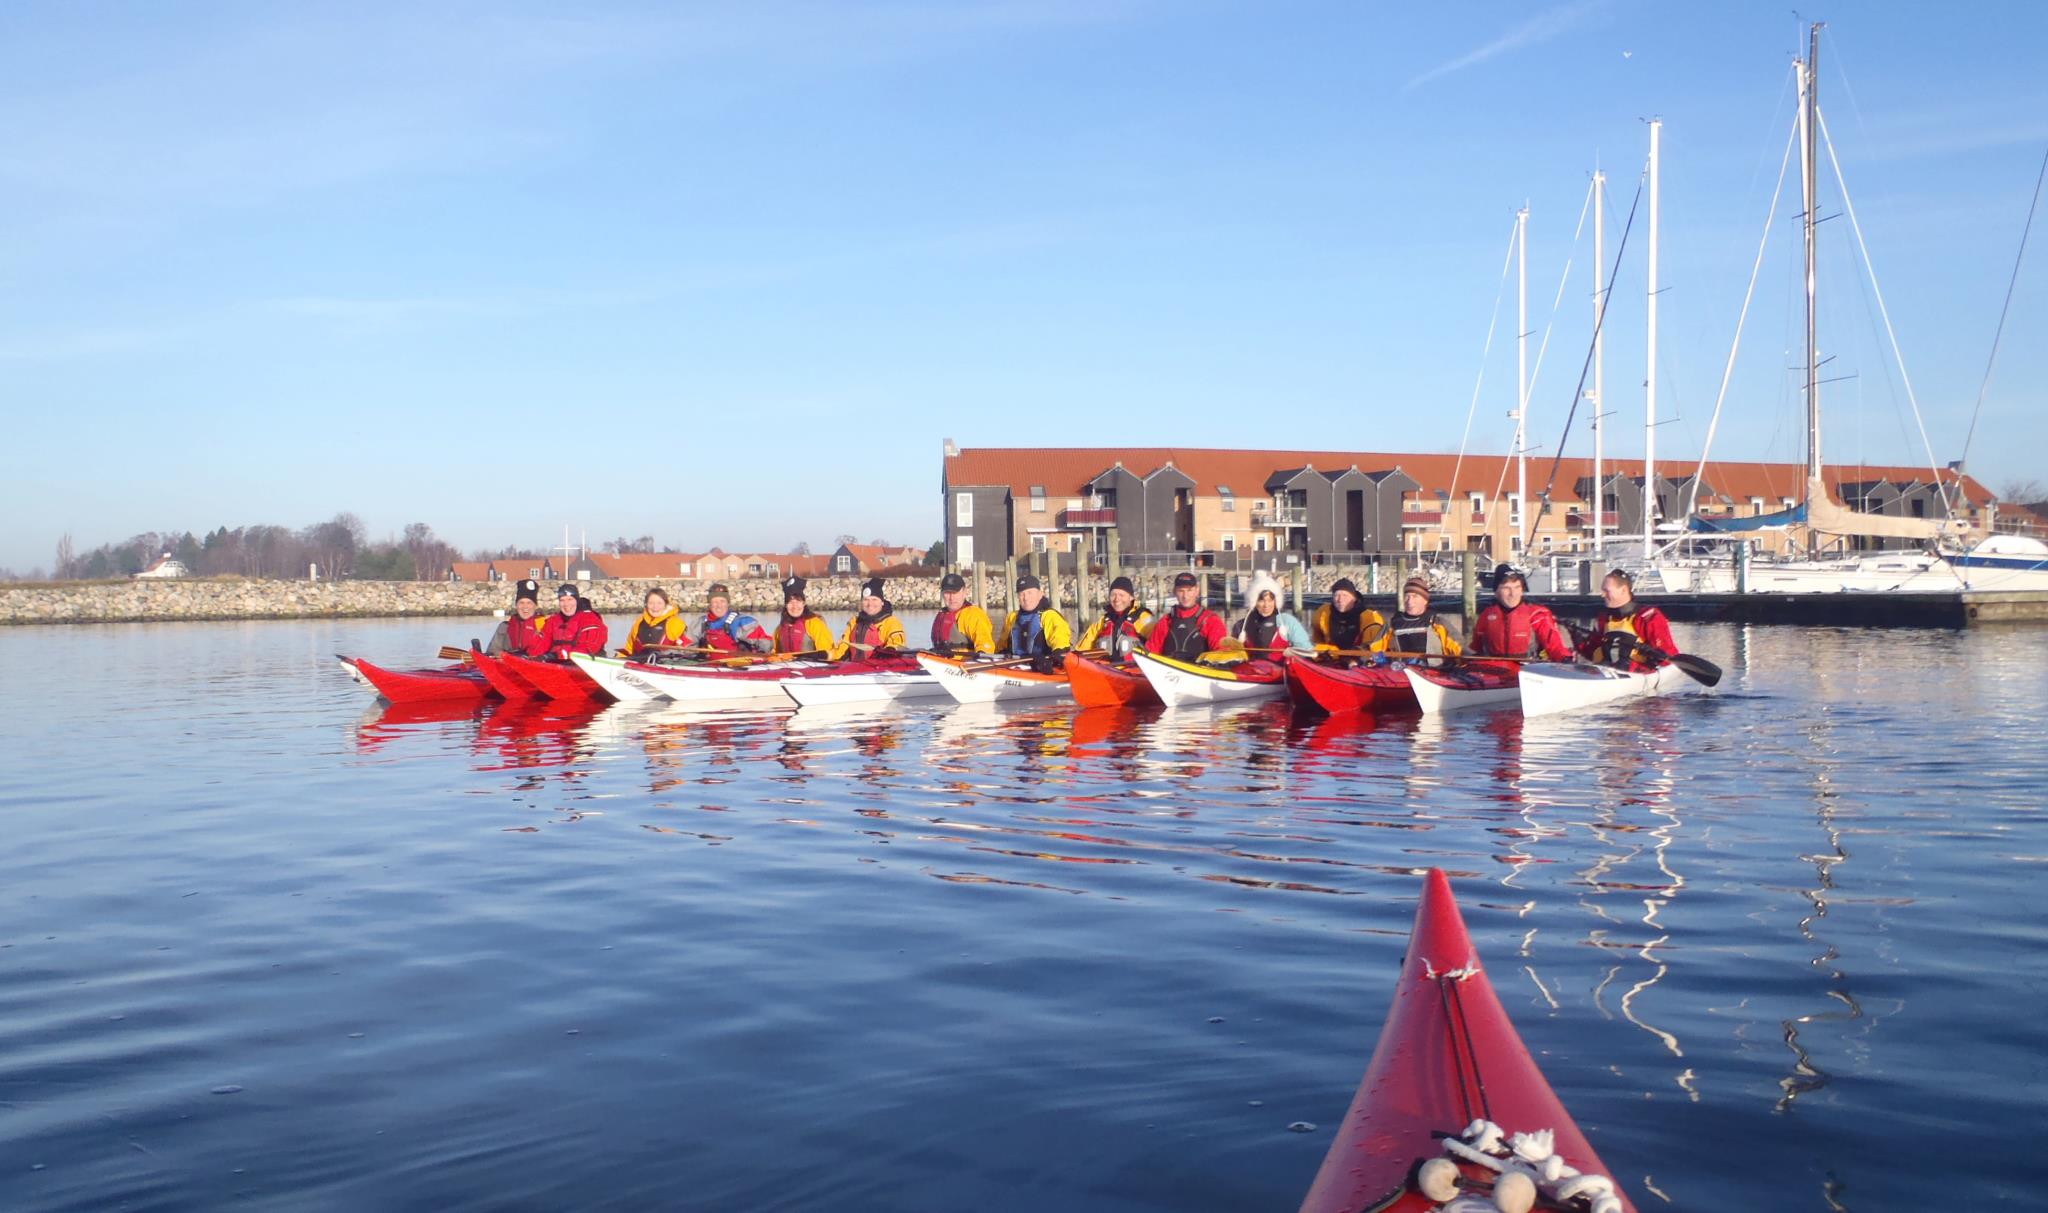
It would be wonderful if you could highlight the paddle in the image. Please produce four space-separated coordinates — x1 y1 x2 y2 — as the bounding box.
439 644 474 663
964 655 1047 673
1633 644 1723 687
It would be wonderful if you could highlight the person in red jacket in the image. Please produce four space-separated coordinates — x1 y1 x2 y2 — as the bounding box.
1578 569 1679 671
484 579 550 657
541 583 609 660
1147 571 1227 661
1468 564 1574 661
697 583 771 654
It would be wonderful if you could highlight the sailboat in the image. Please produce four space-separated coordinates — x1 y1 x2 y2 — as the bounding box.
1652 25 2048 594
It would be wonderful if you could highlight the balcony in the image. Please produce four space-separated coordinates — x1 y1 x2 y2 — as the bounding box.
1060 506 1117 528
1566 511 1618 529
1258 505 1308 527
1402 511 1444 527
1469 511 1487 526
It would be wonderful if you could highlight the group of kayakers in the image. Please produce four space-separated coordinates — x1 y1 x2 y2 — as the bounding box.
484 561 1680 675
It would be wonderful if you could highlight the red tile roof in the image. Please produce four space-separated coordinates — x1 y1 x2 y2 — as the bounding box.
944 447 1993 507
588 552 704 579
449 561 496 583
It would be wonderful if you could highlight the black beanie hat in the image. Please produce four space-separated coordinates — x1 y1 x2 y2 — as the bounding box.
782 576 806 599
1109 575 1135 595
707 582 730 598
1493 563 1527 587
861 577 886 600
1329 577 1359 596
514 578 540 604
556 583 579 600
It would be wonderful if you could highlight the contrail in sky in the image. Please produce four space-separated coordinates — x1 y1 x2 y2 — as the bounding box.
1404 0 1604 93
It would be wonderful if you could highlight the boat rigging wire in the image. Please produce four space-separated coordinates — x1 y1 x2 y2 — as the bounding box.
1683 91 1801 520
1447 219 1520 541
1519 171 1645 552
1491 181 1594 520
1958 145 2047 474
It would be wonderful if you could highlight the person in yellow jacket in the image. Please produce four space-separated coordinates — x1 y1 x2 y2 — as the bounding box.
1371 575 1463 658
930 572 995 656
1076 575 1153 658
771 576 835 657
998 574 1073 672
835 577 908 659
1310 577 1387 658
618 587 690 657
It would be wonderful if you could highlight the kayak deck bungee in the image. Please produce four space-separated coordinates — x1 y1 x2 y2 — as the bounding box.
1062 652 1160 708
1517 661 1690 718
915 653 1073 704
1404 662 1521 715
1299 869 1634 1213
338 655 491 703
469 647 544 698
1285 658 1420 716
1128 649 1286 708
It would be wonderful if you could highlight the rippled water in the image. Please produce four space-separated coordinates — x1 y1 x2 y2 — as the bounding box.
2 617 2044 1210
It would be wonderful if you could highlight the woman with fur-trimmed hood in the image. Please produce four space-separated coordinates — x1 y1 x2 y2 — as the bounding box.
1235 571 1312 658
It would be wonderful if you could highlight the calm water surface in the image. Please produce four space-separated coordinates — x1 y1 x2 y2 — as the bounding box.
2 617 2044 1211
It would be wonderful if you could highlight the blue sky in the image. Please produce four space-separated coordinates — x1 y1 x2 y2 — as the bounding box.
3 1 2045 570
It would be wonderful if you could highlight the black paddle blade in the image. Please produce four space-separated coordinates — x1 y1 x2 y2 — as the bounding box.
1668 652 1723 687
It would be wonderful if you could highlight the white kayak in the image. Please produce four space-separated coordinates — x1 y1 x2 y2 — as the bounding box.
914 653 1072 704
1129 649 1287 708
569 654 667 703
783 670 948 707
616 658 825 704
1403 664 1521 715
1517 661 1691 717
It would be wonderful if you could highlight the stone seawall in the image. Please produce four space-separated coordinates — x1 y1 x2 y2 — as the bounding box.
0 564 1453 626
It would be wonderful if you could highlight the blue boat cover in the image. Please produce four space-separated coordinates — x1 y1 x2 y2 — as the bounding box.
1688 503 1808 532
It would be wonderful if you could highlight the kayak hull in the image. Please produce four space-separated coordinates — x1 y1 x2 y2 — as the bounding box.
1285 658 1419 715
568 654 666 703
1063 653 1160 708
619 657 823 703
782 670 948 707
1298 869 1636 1213
1518 662 1690 717
338 656 491 703
1404 663 1522 714
1130 650 1286 707
469 649 543 699
501 653 611 702
915 653 1072 703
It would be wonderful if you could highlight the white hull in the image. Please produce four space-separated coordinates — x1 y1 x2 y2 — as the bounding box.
1130 651 1285 708
1654 536 2048 595
1403 666 1521 715
620 659 816 704
915 653 1072 704
568 654 665 703
783 671 948 707
1518 662 1690 717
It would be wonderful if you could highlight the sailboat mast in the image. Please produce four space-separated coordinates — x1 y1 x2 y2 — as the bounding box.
1644 119 1661 557
1800 25 1824 555
1516 204 1529 560
1592 168 1606 557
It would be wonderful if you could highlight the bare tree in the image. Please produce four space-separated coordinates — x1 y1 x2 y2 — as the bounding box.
790 541 811 556
1999 477 2046 504
54 533 74 580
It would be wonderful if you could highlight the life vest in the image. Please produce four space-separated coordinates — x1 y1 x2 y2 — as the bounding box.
1241 611 1282 653
1010 607 1047 657
505 614 546 656
1386 610 1444 655
849 610 895 651
1323 604 1366 651
1472 602 1539 658
633 616 674 650
1159 606 1214 662
932 607 961 651
1094 608 1148 658
542 606 607 658
1593 602 1659 668
776 614 820 654
701 611 755 653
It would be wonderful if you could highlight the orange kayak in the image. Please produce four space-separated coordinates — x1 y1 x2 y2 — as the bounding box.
1063 653 1160 708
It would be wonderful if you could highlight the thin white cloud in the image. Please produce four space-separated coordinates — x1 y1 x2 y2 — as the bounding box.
1404 0 1605 93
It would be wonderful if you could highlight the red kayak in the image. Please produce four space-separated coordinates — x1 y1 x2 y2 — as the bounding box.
1286 658 1419 715
1063 653 1160 708
1299 869 1634 1213
469 647 543 699
499 653 610 701
338 655 491 703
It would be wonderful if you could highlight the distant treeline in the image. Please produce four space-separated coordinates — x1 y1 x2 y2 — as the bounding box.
35 514 461 582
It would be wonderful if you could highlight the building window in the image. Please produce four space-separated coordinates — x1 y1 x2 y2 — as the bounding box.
1781 497 1795 509
956 535 974 564
1440 537 1452 552
1508 493 1523 527
1029 485 1046 513
834 555 851 573
1221 534 1236 552
1219 485 1235 512
956 493 973 526
1254 535 1268 551
1030 535 1047 553
679 562 693 576
1749 496 1765 512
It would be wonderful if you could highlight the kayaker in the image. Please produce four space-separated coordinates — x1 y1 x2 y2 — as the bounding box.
771 576 834 657
484 579 550 657
1077 575 1153 658
698 583 771 655
541 583 608 660
837 577 907 659
1469 564 1575 661
930 572 995 656
618 587 688 657
1234 571 1311 658
1374 575 1463 658
1147 571 1228 661
1309 577 1385 657
1579 568 1680 671
998 574 1073 672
